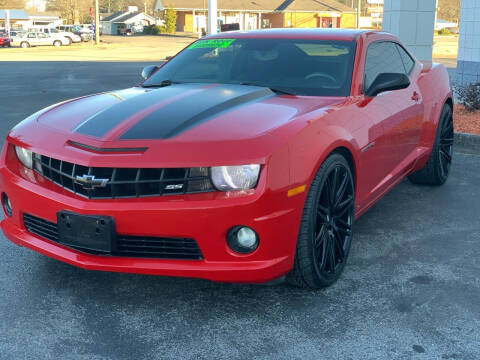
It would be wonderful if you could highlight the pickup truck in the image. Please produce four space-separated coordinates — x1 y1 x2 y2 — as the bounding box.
40 28 81 45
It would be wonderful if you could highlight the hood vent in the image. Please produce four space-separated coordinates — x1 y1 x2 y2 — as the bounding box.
68 140 148 153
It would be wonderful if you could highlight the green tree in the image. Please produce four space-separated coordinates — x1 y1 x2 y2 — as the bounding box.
164 6 176 34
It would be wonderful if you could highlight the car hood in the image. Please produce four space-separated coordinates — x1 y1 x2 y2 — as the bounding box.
9 84 345 166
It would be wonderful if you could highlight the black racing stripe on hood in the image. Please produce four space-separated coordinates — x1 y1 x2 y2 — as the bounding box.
119 85 274 140
73 86 188 138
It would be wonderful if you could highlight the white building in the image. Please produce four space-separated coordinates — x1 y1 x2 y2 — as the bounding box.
101 7 155 35
16 13 63 30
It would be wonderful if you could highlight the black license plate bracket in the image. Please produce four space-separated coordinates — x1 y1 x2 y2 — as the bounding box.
57 211 115 253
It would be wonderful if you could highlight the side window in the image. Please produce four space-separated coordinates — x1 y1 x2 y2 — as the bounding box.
27 33 36 39
363 41 407 91
395 44 415 74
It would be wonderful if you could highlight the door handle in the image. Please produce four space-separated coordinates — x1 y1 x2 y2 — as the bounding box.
411 92 420 102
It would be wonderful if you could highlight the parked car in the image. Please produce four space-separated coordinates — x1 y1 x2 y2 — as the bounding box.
0 32 11 47
11 32 69 48
0 29 453 289
40 28 81 45
57 25 95 41
9 30 26 38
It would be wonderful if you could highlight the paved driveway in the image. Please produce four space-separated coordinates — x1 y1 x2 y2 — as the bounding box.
0 62 479 360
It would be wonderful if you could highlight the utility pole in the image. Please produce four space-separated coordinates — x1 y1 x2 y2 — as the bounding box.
208 0 217 35
95 0 100 45
356 0 361 29
5 10 10 37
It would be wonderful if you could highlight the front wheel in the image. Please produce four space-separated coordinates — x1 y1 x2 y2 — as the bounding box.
53 40 62 47
20 42 29 48
409 104 454 185
287 153 355 289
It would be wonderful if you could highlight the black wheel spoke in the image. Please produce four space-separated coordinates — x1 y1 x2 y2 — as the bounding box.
440 148 452 162
324 176 334 206
336 195 353 218
328 235 336 273
333 228 345 262
319 237 328 271
439 151 445 177
441 118 453 137
317 204 329 222
314 225 327 248
336 219 352 236
334 171 348 207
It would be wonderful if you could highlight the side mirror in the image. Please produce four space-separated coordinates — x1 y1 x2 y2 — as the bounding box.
141 65 159 80
365 73 410 97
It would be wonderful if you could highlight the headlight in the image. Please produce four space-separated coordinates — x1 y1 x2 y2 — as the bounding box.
15 146 33 169
210 165 260 191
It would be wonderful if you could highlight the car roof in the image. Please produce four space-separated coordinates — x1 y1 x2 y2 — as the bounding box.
206 28 383 41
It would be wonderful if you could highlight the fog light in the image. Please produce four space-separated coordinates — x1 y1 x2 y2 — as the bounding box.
2 193 12 217
227 226 259 254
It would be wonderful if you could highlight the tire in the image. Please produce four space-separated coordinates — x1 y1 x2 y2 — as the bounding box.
408 104 454 186
287 153 355 289
21 42 29 48
53 40 61 47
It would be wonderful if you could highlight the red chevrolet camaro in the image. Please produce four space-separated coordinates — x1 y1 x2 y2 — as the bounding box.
0 29 453 288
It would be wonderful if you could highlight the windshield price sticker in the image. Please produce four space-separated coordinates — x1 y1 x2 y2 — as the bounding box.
188 39 235 49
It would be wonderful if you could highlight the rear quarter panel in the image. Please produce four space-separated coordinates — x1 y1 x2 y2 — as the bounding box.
414 62 453 168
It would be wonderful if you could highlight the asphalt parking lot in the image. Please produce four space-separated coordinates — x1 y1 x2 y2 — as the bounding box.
1 62 479 360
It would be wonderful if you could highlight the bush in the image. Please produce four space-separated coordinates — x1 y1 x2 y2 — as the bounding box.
143 25 153 34
455 83 480 112
438 28 451 35
143 25 167 35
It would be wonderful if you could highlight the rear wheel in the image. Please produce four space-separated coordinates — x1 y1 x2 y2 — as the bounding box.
20 41 29 48
53 40 62 47
287 153 355 289
409 104 454 185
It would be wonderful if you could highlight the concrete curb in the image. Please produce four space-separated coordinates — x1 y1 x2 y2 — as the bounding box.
455 132 480 151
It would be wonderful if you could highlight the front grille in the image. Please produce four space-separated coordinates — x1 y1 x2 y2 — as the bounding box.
23 213 203 260
32 153 215 199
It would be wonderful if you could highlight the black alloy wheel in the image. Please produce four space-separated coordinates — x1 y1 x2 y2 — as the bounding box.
287 153 355 289
409 104 454 186
313 163 354 277
438 106 454 181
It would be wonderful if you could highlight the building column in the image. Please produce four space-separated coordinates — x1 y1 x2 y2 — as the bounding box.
193 9 196 33
382 0 436 61
207 0 217 35
456 0 480 86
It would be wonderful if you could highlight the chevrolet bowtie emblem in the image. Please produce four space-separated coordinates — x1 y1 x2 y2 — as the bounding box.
74 175 109 190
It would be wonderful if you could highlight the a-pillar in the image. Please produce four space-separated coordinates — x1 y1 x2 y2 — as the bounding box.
456 0 480 86
382 0 437 61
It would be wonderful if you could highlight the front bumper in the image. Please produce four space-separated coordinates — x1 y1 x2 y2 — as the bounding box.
0 164 304 283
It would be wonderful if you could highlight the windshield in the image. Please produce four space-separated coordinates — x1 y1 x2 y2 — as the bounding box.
144 38 356 96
